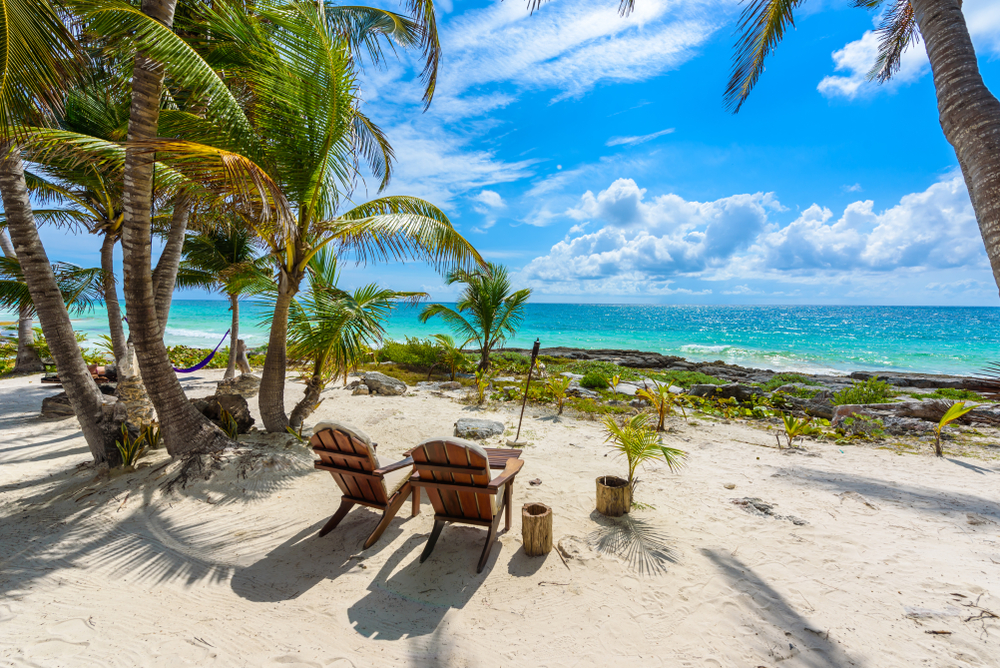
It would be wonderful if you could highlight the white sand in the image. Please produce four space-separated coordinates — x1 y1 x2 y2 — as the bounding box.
1 369 999 667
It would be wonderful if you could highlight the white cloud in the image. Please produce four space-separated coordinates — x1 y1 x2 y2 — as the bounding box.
473 190 506 210
818 0 1000 100
517 173 985 295
606 128 675 147
843 183 863 193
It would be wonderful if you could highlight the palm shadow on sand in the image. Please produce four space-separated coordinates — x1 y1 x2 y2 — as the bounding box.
585 510 679 576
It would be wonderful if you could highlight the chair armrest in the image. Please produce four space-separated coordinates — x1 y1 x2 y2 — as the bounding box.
373 456 414 476
487 458 524 491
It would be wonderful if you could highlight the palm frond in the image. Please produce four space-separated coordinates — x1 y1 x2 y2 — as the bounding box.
0 255 104 314
724 0 805 113
866 0 920 83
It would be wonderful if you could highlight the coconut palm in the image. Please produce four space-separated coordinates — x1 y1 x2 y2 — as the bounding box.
160 0 482 432
602 414 687 501
419 263 531 372
285 248 425 429
431 333 472 381
176 220 272 379
720 0 1000 293
0 0 129 461
0 229 44 372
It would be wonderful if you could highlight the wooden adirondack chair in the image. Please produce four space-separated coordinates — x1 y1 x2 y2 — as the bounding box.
311 421 415 549
407 437 525 573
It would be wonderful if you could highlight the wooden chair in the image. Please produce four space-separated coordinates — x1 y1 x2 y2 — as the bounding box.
311 421 415 549
407 437 525 573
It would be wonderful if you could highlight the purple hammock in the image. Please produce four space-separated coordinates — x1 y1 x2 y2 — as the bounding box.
173 329 231 373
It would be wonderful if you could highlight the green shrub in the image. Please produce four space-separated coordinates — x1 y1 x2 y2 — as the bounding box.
492 351 532 374
773 386 821 400
166 345 229 370
648 370 725 389
580 371 609 390
832 378 895 405
380 337 440 369
925 388 985 402
760 373 821 392
551 360 643 381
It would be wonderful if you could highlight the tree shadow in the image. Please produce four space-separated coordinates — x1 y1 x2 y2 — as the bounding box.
702 549 862 668
230 508 416 603
946 458 995 475
346 527 493 641
585 510 678 576
785 467 1000 520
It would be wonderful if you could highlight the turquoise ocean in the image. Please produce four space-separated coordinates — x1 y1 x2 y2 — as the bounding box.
7 301 999 377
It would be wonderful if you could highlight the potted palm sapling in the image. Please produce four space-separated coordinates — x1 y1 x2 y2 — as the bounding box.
597 414 687 516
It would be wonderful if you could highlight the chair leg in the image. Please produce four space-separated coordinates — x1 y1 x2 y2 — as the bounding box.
411 485 421 517
318 498 354 537
477 511 505 573
364 483 411 549
504 483 513 531
420 519 446 563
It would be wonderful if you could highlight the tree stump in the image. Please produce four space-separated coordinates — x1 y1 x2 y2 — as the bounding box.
235 339 253 374
596 476 630 517
522 503 552 556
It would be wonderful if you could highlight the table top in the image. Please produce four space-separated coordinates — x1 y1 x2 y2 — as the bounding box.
483 447 522 468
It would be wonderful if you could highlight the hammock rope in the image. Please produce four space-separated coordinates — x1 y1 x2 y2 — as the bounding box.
172 329 231 373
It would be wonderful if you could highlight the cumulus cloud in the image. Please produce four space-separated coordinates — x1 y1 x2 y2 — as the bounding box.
606 128 675 147
517 174 983 295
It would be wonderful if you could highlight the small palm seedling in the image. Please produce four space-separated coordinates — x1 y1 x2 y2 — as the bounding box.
637 384 675 431
474 370 490 405
602 414 687 504
546 376 572 414
934 401 974 457
141 423 162 450
777 412 811 449
115 423 147 469
220 408 240 439
610 373 622 401
433 334 472 381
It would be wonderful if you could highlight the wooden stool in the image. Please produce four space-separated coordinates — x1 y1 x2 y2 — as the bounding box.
521 503 552 556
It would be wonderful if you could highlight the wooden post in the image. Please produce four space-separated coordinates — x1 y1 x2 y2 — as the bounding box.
521 503 552 556
596 476 630 517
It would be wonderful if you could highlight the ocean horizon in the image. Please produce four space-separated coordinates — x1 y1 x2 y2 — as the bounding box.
5 300 999 377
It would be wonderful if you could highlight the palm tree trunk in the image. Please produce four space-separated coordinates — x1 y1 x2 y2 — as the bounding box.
120 0 230 457
911 0 1000 292
152 200 189 332
259 271 297 432
0 142 112 461
100 233 127 362
15 305 43 373
0 229 43 373
289 356 324 431
225 293 238 380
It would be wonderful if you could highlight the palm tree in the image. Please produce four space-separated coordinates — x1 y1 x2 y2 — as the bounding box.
176 221 272 380
168 0 482 432
722 0 1000 294
0 256 104 324
285 248 424 429
431 333 472 380
0 229 43 372
0 0 129 461
419 263 531 372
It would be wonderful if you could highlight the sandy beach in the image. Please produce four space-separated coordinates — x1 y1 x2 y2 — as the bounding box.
2 368 999 667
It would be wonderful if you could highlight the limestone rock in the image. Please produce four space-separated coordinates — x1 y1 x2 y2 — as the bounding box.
454 417 505 440
566 385 599 399
41 391 117 420
191 394 254 434
352 383 370 396
362 371 407 396
215 373 261 398
115 375 157 429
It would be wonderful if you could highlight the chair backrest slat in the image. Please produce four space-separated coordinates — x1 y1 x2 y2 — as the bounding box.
412 438 493 521
311 424 387 505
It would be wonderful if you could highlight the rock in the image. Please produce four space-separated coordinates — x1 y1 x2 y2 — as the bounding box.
493 376 517 383
560 372 584 380
439 381 462 391
732 497 806 525
352 383 370 396
362 371 407 396
529 478 543 486
191 394 254 434
780 394 835 419
41 391 118 420
556 536 597 562
611 382 641 396
724 483 736 490
688 383 763 403
454 417 505 439
566 385 599 399
215 373 261 398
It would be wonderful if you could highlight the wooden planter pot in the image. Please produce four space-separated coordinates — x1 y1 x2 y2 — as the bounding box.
521 503 552 556
596 476 630 517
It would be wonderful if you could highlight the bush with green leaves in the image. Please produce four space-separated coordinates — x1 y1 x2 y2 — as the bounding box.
648 370 725 389
580 371 609 390
380 337 440 370
115 423 147 469
924 388 986 402
760 373 822 392
832 378 895 405
836 415 886 440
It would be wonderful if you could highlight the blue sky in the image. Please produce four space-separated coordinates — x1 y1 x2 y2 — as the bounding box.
36 0 1000 305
